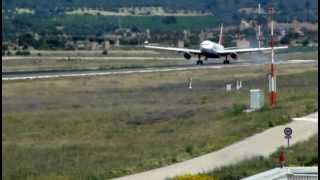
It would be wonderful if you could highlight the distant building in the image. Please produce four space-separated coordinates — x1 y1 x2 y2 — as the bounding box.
84 40 92 50
65 41 75 50
115 39 120 47
90 41 99 50
177 40 184 48
146 29 151 40
243 167 318 180
183 30 189 41
33 33 40 41
55 26 64 31
75 41 87 50
236 38 250 48
103 41 111 50
240 20 251 30
199 30 206 42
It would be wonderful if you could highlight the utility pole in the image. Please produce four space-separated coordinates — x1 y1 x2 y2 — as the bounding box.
268 6 277 107
257 3 262 48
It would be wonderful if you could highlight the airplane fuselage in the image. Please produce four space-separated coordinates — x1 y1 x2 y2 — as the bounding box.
199 40 224 59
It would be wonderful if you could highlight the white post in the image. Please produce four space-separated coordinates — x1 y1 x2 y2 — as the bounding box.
188 78 192 89
236 80 241 90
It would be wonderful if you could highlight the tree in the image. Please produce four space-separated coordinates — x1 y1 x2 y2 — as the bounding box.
302 39 309 46
162 16 177 25
131 25 140 33
18 33 36 47
102 49 108 55
232 13 240 22
16 50 31 56
280 35 290 45
305 1 311 9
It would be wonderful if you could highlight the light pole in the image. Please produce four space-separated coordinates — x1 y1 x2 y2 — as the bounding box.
269 6 277 107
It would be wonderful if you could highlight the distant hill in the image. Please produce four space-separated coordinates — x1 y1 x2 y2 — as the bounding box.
3 0 318 22
2 0 318 45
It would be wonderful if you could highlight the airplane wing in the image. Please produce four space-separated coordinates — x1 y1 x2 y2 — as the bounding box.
223 47 238 50
144 45 201 54
217 46 288 54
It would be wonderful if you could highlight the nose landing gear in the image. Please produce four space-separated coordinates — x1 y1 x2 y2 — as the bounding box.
196 60 204 65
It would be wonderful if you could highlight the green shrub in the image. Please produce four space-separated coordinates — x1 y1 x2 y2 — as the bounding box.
173 174 217 180
230 104 247 115
15 50 31 56
185 145 194 155
305 103 317 114
102 49 108 55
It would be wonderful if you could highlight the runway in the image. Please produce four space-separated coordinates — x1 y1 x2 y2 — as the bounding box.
2 59 317 81
2 56 181 61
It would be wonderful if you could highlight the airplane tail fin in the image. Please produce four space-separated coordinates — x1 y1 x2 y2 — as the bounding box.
218 24 223 45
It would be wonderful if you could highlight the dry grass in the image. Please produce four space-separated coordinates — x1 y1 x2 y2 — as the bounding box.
2 63 318 179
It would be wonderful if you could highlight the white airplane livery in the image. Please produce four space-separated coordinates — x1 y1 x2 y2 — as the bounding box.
144 24 288 65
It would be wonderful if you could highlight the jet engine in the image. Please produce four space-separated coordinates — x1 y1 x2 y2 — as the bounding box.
230 52 238 60
183 52 191 60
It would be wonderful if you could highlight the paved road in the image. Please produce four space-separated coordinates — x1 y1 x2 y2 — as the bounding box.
114 112 318 180
2 59 317 81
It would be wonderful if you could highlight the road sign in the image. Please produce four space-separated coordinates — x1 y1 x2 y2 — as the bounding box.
285 135 292 139
284 127 292 136
284 127 293 148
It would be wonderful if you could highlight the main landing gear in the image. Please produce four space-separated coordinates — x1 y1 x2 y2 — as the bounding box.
196 54 204 65
223 56 230 64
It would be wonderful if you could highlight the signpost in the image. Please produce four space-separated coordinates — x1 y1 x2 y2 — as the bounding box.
284 127 293 148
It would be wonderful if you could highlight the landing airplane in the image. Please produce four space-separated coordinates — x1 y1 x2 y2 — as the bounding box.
144 24 288 65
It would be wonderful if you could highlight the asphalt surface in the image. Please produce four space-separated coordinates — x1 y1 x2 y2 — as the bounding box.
114 112 318 180
2 59 317 81
2 56 180 61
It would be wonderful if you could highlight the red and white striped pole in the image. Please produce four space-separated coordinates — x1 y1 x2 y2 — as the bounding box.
269 7 277 106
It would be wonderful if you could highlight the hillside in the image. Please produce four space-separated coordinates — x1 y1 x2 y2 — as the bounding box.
2 0 318 48
3 0 318 22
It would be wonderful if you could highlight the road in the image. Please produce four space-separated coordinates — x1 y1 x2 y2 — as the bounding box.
113 112 318 180
2 59 317 81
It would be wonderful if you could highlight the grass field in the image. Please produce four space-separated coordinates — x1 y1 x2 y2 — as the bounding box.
2 58 185 72
2 49 182 72
173 135 318 180
207 135 318 179
2 63 318 179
